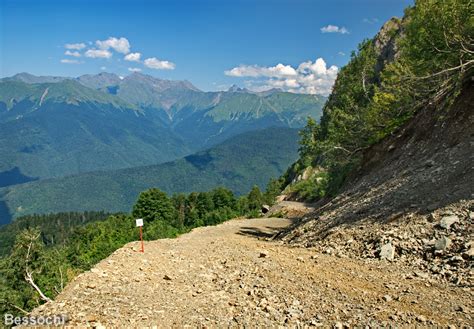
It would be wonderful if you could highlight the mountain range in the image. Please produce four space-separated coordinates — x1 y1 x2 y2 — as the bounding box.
0 72 326 223
0 72 326 183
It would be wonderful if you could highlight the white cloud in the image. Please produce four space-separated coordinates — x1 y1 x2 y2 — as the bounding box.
96 37 130 54
100 66 107 70
225 58 338 96
124 52 141 62
144 57 175 70
65 50 81 57
64 43 86 50
225 63 297 78
62 37 176 73
320 25 349 34
298 58 329 75
338 51 346 56
60 59 81 64
85 49 112 58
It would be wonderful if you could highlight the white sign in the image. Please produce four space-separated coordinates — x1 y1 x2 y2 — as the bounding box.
135 218 144 227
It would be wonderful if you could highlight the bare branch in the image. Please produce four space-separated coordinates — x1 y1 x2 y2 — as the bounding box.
5 301 30 315
25 271 51 303
23 230 51 303
415 60 474 80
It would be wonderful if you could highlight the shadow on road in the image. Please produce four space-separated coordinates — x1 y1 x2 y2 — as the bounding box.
237 218 298 240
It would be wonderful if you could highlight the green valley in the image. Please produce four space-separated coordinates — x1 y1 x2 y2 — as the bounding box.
1 127 300 222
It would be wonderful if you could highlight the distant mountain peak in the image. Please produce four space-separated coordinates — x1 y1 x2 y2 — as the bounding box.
123 72 200 91
5 73 69 84
227 84 249 93
76 72 122 89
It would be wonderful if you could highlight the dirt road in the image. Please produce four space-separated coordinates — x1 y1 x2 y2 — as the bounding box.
33 217 473 327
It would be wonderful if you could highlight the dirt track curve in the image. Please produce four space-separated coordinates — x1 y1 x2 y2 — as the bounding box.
32 216 473 327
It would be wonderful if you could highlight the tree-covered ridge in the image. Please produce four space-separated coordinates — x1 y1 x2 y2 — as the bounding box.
290 0 473 199
0 183 280 317
0 211 113 257
1 127 299 221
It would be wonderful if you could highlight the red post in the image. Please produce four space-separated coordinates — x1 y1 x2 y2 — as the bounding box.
139 226 144 253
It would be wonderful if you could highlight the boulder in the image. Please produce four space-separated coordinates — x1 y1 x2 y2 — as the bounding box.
434 236 451 251
380 242 395 260
439 215 459 229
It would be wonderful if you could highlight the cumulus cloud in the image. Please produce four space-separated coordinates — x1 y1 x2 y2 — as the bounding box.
225 58 338 96
128 67 142 72
61 37 176 71
85 49 112 58
100 66 107 70
144 57 175 70
65 43 86 50
225 63 297 78
65 50 81 57
60 59 81 64
320 25 349 34
124 52 141 62
96 37 130 54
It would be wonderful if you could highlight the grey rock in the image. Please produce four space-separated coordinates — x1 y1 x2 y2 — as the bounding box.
434 237 451 251
380 242 395 260
333 322 343 329
449 255 464 262
416 315 427 322
439 215 459 229
465 246 474 257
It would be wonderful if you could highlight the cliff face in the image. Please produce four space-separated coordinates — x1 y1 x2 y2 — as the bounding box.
373 17 403 78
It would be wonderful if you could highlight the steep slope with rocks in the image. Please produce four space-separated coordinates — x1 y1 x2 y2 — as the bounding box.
276 79 474 287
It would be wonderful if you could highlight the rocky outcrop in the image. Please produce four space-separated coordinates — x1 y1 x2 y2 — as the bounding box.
373 17 403 77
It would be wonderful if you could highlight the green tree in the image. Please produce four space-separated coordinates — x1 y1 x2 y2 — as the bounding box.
211 187 236 209
132 188 177 224
247 185 264 211
298 117 319 166
196 192 214 217
263 178 283 205
171 193 187 229
0 228 69 315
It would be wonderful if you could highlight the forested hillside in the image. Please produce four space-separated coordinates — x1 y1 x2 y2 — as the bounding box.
1 128 298 222
285 0 472 200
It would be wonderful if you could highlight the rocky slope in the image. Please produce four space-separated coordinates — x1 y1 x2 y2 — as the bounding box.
32 216 472 327
276 82 473 287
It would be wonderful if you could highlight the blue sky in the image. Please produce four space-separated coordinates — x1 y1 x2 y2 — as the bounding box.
0 0 412 93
